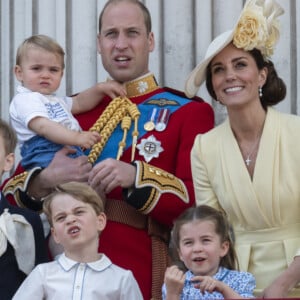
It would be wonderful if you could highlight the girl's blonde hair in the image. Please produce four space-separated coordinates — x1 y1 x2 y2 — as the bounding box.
170 205 238 270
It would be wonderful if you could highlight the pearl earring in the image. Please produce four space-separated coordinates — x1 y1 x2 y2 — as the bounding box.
259 86 263 98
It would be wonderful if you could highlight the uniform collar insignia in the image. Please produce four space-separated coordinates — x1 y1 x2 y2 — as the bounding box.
125 73 160 98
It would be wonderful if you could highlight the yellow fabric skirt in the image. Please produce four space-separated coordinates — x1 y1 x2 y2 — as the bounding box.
235 223 300 297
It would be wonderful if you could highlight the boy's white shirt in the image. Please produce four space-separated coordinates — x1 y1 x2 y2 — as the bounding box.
13 252 143 300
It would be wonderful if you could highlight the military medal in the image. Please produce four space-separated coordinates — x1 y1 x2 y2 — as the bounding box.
155 108 170 132
137 135 164 162
144 108 157 131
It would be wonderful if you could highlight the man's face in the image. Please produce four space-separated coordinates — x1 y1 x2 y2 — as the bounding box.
97 1 154 83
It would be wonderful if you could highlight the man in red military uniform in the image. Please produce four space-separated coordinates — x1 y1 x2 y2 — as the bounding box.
3 1 214 299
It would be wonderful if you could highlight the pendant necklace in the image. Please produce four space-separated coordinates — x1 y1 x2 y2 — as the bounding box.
244 136 261 166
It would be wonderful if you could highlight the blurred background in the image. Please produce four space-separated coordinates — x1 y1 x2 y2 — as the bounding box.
0 0 299 166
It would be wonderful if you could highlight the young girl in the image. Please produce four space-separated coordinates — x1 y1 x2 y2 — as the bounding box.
162 205 255 299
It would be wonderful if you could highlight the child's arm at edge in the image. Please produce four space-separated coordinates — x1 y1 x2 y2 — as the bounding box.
71 80 126 114
29 116 99 148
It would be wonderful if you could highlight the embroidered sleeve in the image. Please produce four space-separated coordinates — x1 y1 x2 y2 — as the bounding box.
2 167 44 212
125 161 189 214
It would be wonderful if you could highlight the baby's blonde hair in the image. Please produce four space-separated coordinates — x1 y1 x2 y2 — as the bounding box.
16 34 65 68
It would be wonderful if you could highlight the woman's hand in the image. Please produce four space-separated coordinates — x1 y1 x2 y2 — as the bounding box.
262 256 300 298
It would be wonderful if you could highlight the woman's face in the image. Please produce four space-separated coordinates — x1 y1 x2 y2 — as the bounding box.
210 43 267 108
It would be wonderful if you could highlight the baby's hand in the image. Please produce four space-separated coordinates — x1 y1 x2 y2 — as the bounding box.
76 131 100 149
98 80 126 99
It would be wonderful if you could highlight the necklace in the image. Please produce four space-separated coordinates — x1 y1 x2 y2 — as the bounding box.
244 136 261 166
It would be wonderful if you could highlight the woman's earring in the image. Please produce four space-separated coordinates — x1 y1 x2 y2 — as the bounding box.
259 86 263 98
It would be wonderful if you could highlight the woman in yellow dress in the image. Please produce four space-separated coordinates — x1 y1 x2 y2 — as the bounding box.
186 0 300 297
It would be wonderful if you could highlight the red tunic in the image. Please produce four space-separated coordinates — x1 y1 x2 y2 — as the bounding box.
3 76 214 300
76 85 214 299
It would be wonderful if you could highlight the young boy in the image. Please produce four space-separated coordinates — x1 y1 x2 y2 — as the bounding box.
0 119 48 300
13 181 143 300
10 34 126 169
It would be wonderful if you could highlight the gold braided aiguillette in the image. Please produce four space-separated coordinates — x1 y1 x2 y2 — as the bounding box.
88 97 140 164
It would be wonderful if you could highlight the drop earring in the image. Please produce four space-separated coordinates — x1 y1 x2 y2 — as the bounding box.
259 86 263 98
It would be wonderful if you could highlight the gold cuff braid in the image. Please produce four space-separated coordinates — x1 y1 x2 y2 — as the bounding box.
134 161 189 214
2 167 42 208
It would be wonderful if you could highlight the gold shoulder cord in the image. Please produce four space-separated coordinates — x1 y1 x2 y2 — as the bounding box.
88 97 140 164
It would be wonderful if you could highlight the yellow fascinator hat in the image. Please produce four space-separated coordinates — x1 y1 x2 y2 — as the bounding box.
185 0 284 98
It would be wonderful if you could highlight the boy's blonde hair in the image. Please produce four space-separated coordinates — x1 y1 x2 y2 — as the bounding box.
43 182 104 226
16 34 65 68
0 119 17 155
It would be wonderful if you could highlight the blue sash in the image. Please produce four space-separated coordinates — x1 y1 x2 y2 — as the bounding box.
88 91 191 163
